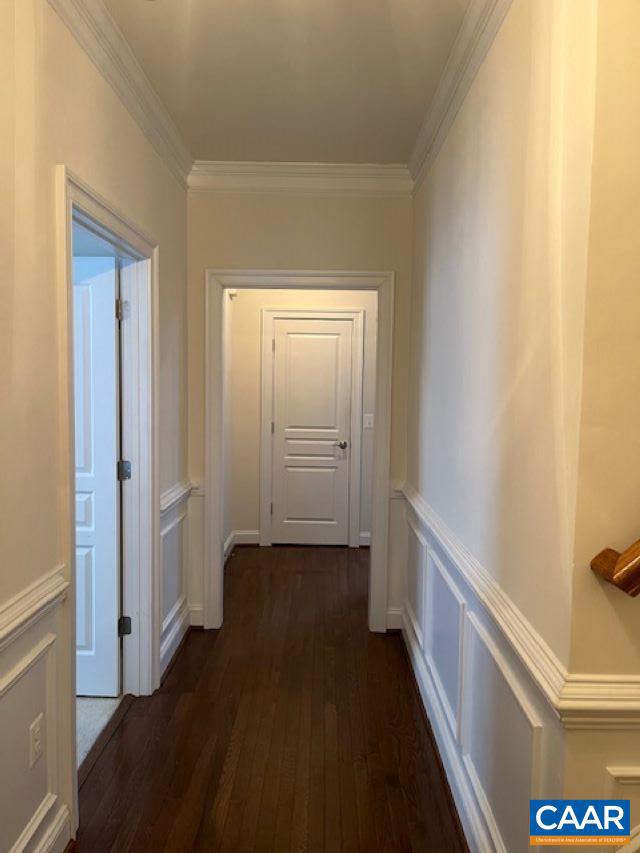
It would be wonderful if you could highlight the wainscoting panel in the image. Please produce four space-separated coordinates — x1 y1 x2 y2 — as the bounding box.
400 492 564 853
406 515 427 650
424 550 465 740
160 485 191 676
0 569 70 853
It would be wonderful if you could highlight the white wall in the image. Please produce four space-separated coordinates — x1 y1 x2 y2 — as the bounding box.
1 1 188 848
224 288 377 543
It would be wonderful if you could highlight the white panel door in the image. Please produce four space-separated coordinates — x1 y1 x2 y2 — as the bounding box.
271 317 353 545
73 258 120 697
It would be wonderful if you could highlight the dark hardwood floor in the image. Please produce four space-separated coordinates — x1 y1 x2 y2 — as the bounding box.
76 546 467 852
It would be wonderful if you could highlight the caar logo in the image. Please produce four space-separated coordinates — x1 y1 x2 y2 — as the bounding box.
530 800 630 846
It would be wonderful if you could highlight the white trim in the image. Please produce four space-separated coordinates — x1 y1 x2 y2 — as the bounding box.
386 607 404 630
46 0 192 186
409 0 514 189
402 609 493 853
189 605 204 627
188 161 413 197
160 595 189 675
58 166 161 700
0 634 57 697
9 794 57 853
56 166 160 833
259 308 364 548
0 568 68 651
205 269 394 632
160 481 193 515
401 482 567 709
359 532 371 546
399 482 640 729
34 805 71 853
223 530 261 560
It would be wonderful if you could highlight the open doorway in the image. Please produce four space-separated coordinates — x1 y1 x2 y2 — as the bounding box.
72 219 131 766
204 270 394 633
221 292 377 555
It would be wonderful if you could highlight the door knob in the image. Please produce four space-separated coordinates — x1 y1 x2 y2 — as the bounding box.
335 440 348 450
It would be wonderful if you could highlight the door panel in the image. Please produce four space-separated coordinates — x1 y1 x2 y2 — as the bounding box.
271 317 353 545
73 258 120 697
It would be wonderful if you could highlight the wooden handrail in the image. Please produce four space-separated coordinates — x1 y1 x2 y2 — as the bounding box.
591 539 640 597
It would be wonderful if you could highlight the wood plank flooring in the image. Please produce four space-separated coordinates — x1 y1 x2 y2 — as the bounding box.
75 546 467 852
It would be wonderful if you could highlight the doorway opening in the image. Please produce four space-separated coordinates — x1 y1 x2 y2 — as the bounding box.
204 270 394 633
58 168 160 808
72 219 128 765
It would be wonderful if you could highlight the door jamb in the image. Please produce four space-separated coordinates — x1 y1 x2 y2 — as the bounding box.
259 308 364 548
204 269 394 633
56 166 161 818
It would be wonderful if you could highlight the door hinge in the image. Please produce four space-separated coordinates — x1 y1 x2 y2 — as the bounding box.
115 298 130 322
271 421 275 434
118 615 132 637
270 502 273 516
117 459 132 481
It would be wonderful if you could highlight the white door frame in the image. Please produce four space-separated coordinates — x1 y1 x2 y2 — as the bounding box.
204 269 394 633
259 308 364 548
56 166 161 713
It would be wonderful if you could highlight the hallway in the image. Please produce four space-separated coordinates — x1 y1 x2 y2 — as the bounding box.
75 546 466 851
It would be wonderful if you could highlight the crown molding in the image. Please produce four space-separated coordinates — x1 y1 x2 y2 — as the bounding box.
409 0 514 189
188 161 414 197
47 0 193 187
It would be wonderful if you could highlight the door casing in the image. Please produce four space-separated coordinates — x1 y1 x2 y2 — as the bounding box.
205 269 394 634
57 166 161 825
259 309 364 548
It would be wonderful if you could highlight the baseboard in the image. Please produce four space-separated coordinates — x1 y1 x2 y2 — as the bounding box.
189 604 204 627
224 529 260 559
160 596 189 675
386 606 404 630
359 532 371 546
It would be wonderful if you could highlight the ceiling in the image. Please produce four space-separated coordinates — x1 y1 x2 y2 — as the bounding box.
104 0 470 164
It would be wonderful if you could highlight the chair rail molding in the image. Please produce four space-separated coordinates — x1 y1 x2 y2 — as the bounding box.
188 161 413 197
0 567 68 652
408 0 514 189
46 0 193 186
160 481 194 516
398 482 640 730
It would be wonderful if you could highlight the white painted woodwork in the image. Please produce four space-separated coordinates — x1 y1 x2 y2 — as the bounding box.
73 257 120 698
271 317 353 545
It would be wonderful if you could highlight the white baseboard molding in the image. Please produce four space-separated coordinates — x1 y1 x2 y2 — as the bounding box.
160 595 189 674
224 529 260 560
386 607 404 630
189 605 204 627
359 532 371 546
402 612 493 853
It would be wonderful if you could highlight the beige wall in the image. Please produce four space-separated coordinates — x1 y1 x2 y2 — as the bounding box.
188 193 412 489
570 0 640 674
406 0 596 664
1 1 188 845
2 0 187 605
225 288 377 537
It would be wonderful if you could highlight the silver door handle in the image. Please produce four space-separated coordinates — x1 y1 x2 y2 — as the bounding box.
335 440 348 450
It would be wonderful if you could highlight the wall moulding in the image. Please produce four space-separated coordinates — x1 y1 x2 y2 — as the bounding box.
398 482 640 730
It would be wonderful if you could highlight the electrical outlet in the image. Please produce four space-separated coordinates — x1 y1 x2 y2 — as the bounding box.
29 713 44 768
363 413 374 429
